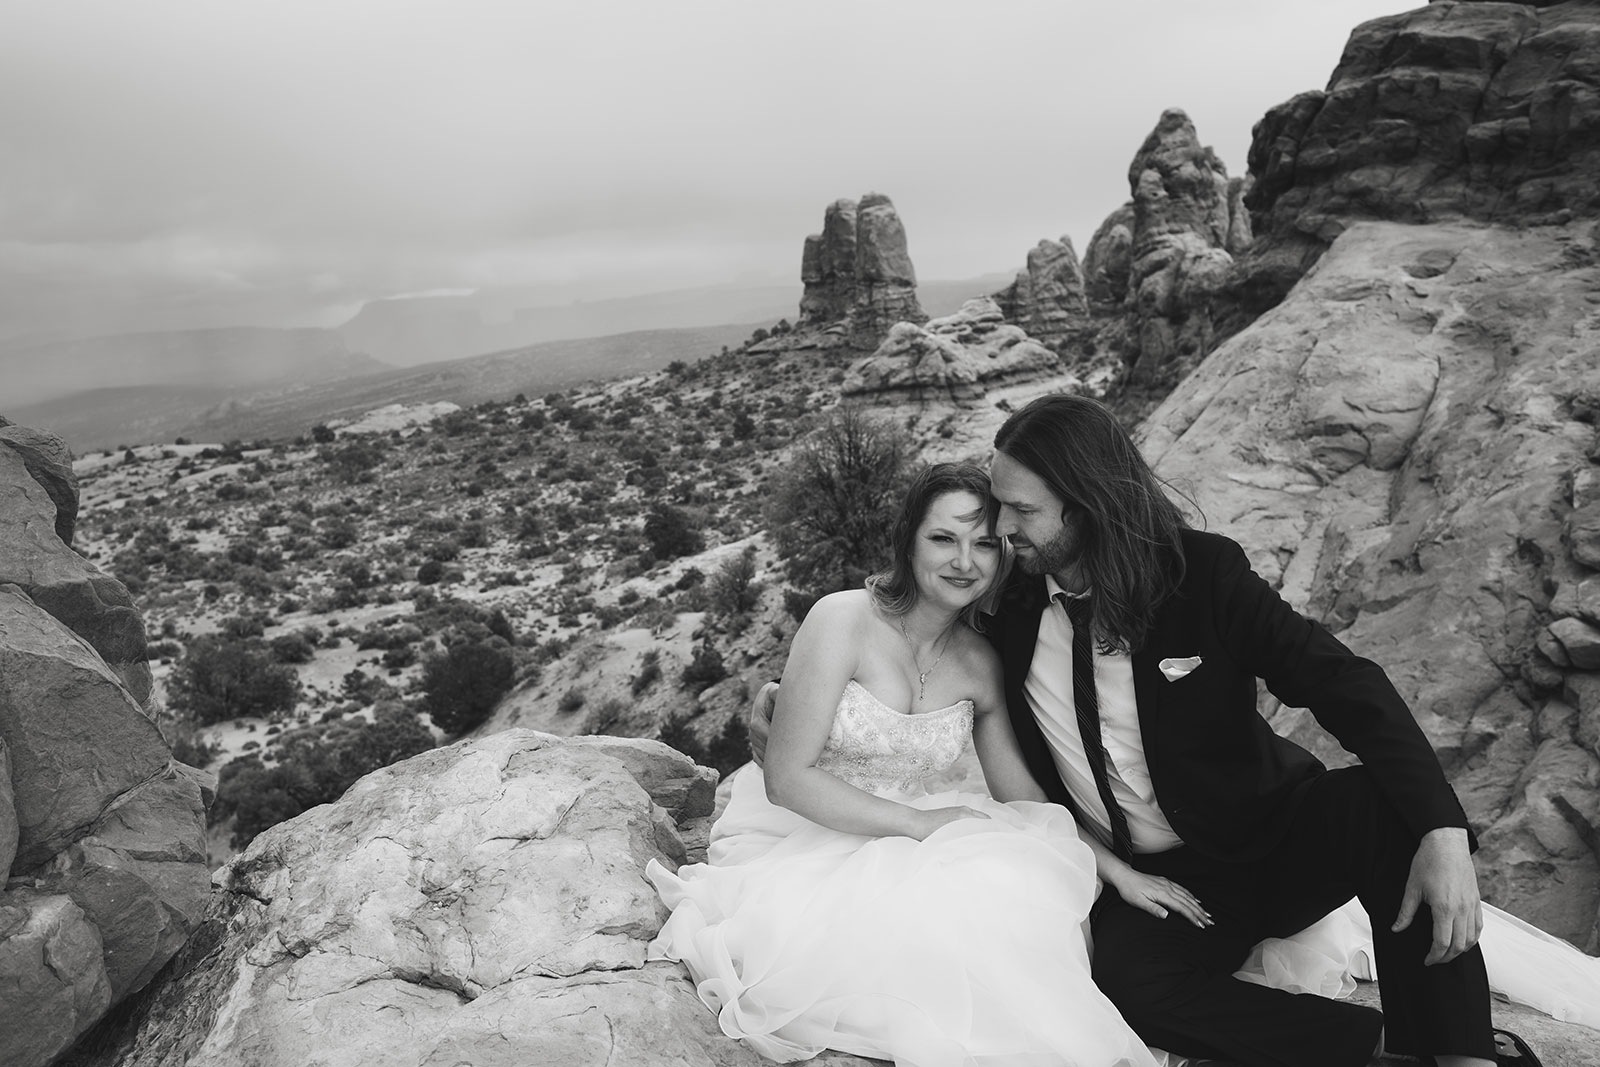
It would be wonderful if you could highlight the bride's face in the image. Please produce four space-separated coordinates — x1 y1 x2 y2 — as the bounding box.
910 490 1002 612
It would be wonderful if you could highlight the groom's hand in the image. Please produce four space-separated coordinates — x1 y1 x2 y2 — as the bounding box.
1392 826 1482 965
747 681 779 767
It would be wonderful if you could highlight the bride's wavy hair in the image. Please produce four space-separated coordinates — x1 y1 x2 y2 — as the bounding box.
993 395 1188 653
866 463 1011 631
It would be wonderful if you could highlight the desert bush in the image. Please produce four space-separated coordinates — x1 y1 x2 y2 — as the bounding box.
765 406 910 596
167 633 301 726
212 702 434 849
656 712 750 781
421 637 516 735
708 548 762 618
630 650 662 696
680 637 728 694
270 632 316 664
557 687 586 713
643 503 703 561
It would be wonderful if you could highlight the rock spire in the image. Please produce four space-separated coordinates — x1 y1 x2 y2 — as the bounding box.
797 193 925 350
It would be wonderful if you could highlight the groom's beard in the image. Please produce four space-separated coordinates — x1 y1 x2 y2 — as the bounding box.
1011 524 1080 577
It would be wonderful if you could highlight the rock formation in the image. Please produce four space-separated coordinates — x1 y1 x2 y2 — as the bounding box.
842 297 1096 462
1140 217 1600 950
999 110 1253 416
60 731 883 1067
0 425 212 1067
990 237 1092 355
795 193 926 351
1243 0 1600 310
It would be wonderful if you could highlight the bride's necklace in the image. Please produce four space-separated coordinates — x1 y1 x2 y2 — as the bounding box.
898 615 954 703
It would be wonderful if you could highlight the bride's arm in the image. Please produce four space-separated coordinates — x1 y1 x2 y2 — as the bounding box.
969 649 1049 804
764 594 981 840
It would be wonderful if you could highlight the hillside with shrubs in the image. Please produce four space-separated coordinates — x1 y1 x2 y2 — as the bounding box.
73 330 916 857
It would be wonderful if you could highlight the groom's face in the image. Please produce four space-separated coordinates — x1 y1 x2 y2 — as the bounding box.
989 451 1084 577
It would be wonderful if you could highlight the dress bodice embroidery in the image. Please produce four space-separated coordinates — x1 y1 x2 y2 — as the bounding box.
813 680 974 798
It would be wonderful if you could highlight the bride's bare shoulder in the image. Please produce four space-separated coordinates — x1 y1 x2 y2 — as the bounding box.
801 589 873 630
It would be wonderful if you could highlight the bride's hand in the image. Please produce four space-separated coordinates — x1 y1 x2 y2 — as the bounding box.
1104 867 1213 929
911 805 991 840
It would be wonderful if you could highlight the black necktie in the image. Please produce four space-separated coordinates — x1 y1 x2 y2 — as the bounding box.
1061 595 1134 860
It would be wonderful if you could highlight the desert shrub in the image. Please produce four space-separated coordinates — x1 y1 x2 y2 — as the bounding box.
270 632 316 664
630 650 662 696
421 637 516 735
680 637 728 694
557 687 586 713
656 712 750 781
167 633 300 726
707 548 761 618
581 697 628 735
643 504 703 561
417 559 444 584
765 406 910 596
212 702 435 849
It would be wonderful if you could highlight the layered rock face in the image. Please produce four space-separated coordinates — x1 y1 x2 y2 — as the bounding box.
1003 110 1253 413
1083 109 1256 396
842 297 1097 462
63 731 879 1067
796 193 926 350
990 237 1092 355
1140 218 1600 949
0 425 211 1067
1245 0 1600 306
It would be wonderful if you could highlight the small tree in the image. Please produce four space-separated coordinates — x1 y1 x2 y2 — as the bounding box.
643 504 703 561
167 634 300 726
765 407 911 596
681 637 728 694
707 548 762 618
421 637 516 735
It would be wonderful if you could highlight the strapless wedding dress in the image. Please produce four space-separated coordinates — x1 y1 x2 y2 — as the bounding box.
647 680 1600 1065
646 679 1158 1066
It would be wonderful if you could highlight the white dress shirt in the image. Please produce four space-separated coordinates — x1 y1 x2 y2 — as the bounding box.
1023 576 1183 855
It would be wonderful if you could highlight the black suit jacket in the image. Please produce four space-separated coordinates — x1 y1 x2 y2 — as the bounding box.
986 529 1470 862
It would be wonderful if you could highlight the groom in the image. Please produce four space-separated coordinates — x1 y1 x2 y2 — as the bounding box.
981 394 1497 1067
753 394 1503 1067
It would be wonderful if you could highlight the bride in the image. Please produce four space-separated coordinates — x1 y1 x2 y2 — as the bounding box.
646 463 1600 1066
647 463 1179 1066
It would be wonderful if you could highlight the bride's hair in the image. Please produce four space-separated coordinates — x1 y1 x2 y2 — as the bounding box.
866 463 1009 630
994 394 1188 653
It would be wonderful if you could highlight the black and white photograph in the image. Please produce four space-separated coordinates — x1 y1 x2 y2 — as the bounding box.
3 2 1600 1065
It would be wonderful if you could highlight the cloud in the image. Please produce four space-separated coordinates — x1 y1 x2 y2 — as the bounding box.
0 0 1410 340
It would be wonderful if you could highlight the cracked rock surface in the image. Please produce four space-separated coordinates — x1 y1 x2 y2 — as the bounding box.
1142 218 1600 949
59 732 867 1067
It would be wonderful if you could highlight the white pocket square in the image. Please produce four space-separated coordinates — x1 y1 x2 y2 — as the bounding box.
1158 656 1203 682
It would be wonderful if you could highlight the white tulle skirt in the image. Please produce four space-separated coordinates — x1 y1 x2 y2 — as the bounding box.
647 765 1159 1067
649 767 1600 1066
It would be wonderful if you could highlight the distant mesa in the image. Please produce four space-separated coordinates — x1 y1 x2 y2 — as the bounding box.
796 193 927 351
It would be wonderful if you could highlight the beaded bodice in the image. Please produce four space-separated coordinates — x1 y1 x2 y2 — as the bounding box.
813 680 974 798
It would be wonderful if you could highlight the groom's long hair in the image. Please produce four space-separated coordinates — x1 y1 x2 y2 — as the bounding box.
994 395 1188 653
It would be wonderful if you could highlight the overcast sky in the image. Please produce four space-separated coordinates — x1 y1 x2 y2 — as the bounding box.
0 0 1411 343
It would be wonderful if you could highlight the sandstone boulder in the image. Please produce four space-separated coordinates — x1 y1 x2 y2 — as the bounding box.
0 447 152 706
58 731 844 1067
0 586 170 870
1141 218 1600 948
843 298 1093 463
0 423 79 545
0 893 111 1067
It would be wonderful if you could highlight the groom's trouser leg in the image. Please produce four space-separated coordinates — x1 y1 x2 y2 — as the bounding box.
1092 767 1492 1067
1091 844 1382 1067
1260 767 1494 1061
